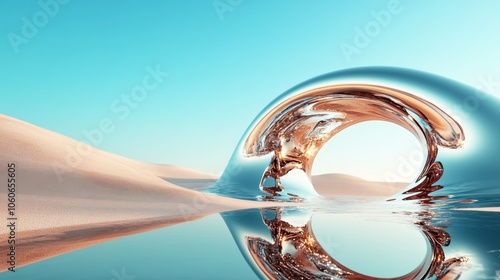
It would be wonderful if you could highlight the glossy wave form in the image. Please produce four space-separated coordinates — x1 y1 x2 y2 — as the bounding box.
209 66 500 202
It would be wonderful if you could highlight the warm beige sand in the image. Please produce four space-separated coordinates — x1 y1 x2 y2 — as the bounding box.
312 173 408 197
0 114 276 271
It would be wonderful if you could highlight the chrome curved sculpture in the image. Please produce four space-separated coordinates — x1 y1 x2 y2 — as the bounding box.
212 66 500 202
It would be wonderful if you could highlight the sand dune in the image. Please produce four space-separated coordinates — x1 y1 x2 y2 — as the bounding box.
0 114 270 271
312 173 408 197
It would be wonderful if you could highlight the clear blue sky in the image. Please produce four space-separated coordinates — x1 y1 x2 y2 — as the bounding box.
1 0 499 180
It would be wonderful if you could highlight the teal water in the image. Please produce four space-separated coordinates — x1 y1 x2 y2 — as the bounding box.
0 214 257 280
1 203 497 279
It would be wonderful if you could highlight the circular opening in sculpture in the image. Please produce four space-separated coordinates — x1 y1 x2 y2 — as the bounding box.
311 120 425 197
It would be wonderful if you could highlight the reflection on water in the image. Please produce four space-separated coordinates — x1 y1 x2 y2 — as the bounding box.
223 206 467 279
0 215 258 280
209 67 500 278
220 197 499 279
2 207 496 280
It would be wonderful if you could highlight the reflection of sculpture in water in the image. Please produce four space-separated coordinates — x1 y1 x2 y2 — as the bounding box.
240 207 466 280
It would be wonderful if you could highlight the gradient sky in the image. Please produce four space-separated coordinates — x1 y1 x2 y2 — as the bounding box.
1 0 499 180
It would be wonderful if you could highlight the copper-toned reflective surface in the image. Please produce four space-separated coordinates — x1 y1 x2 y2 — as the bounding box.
242 85 463 198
